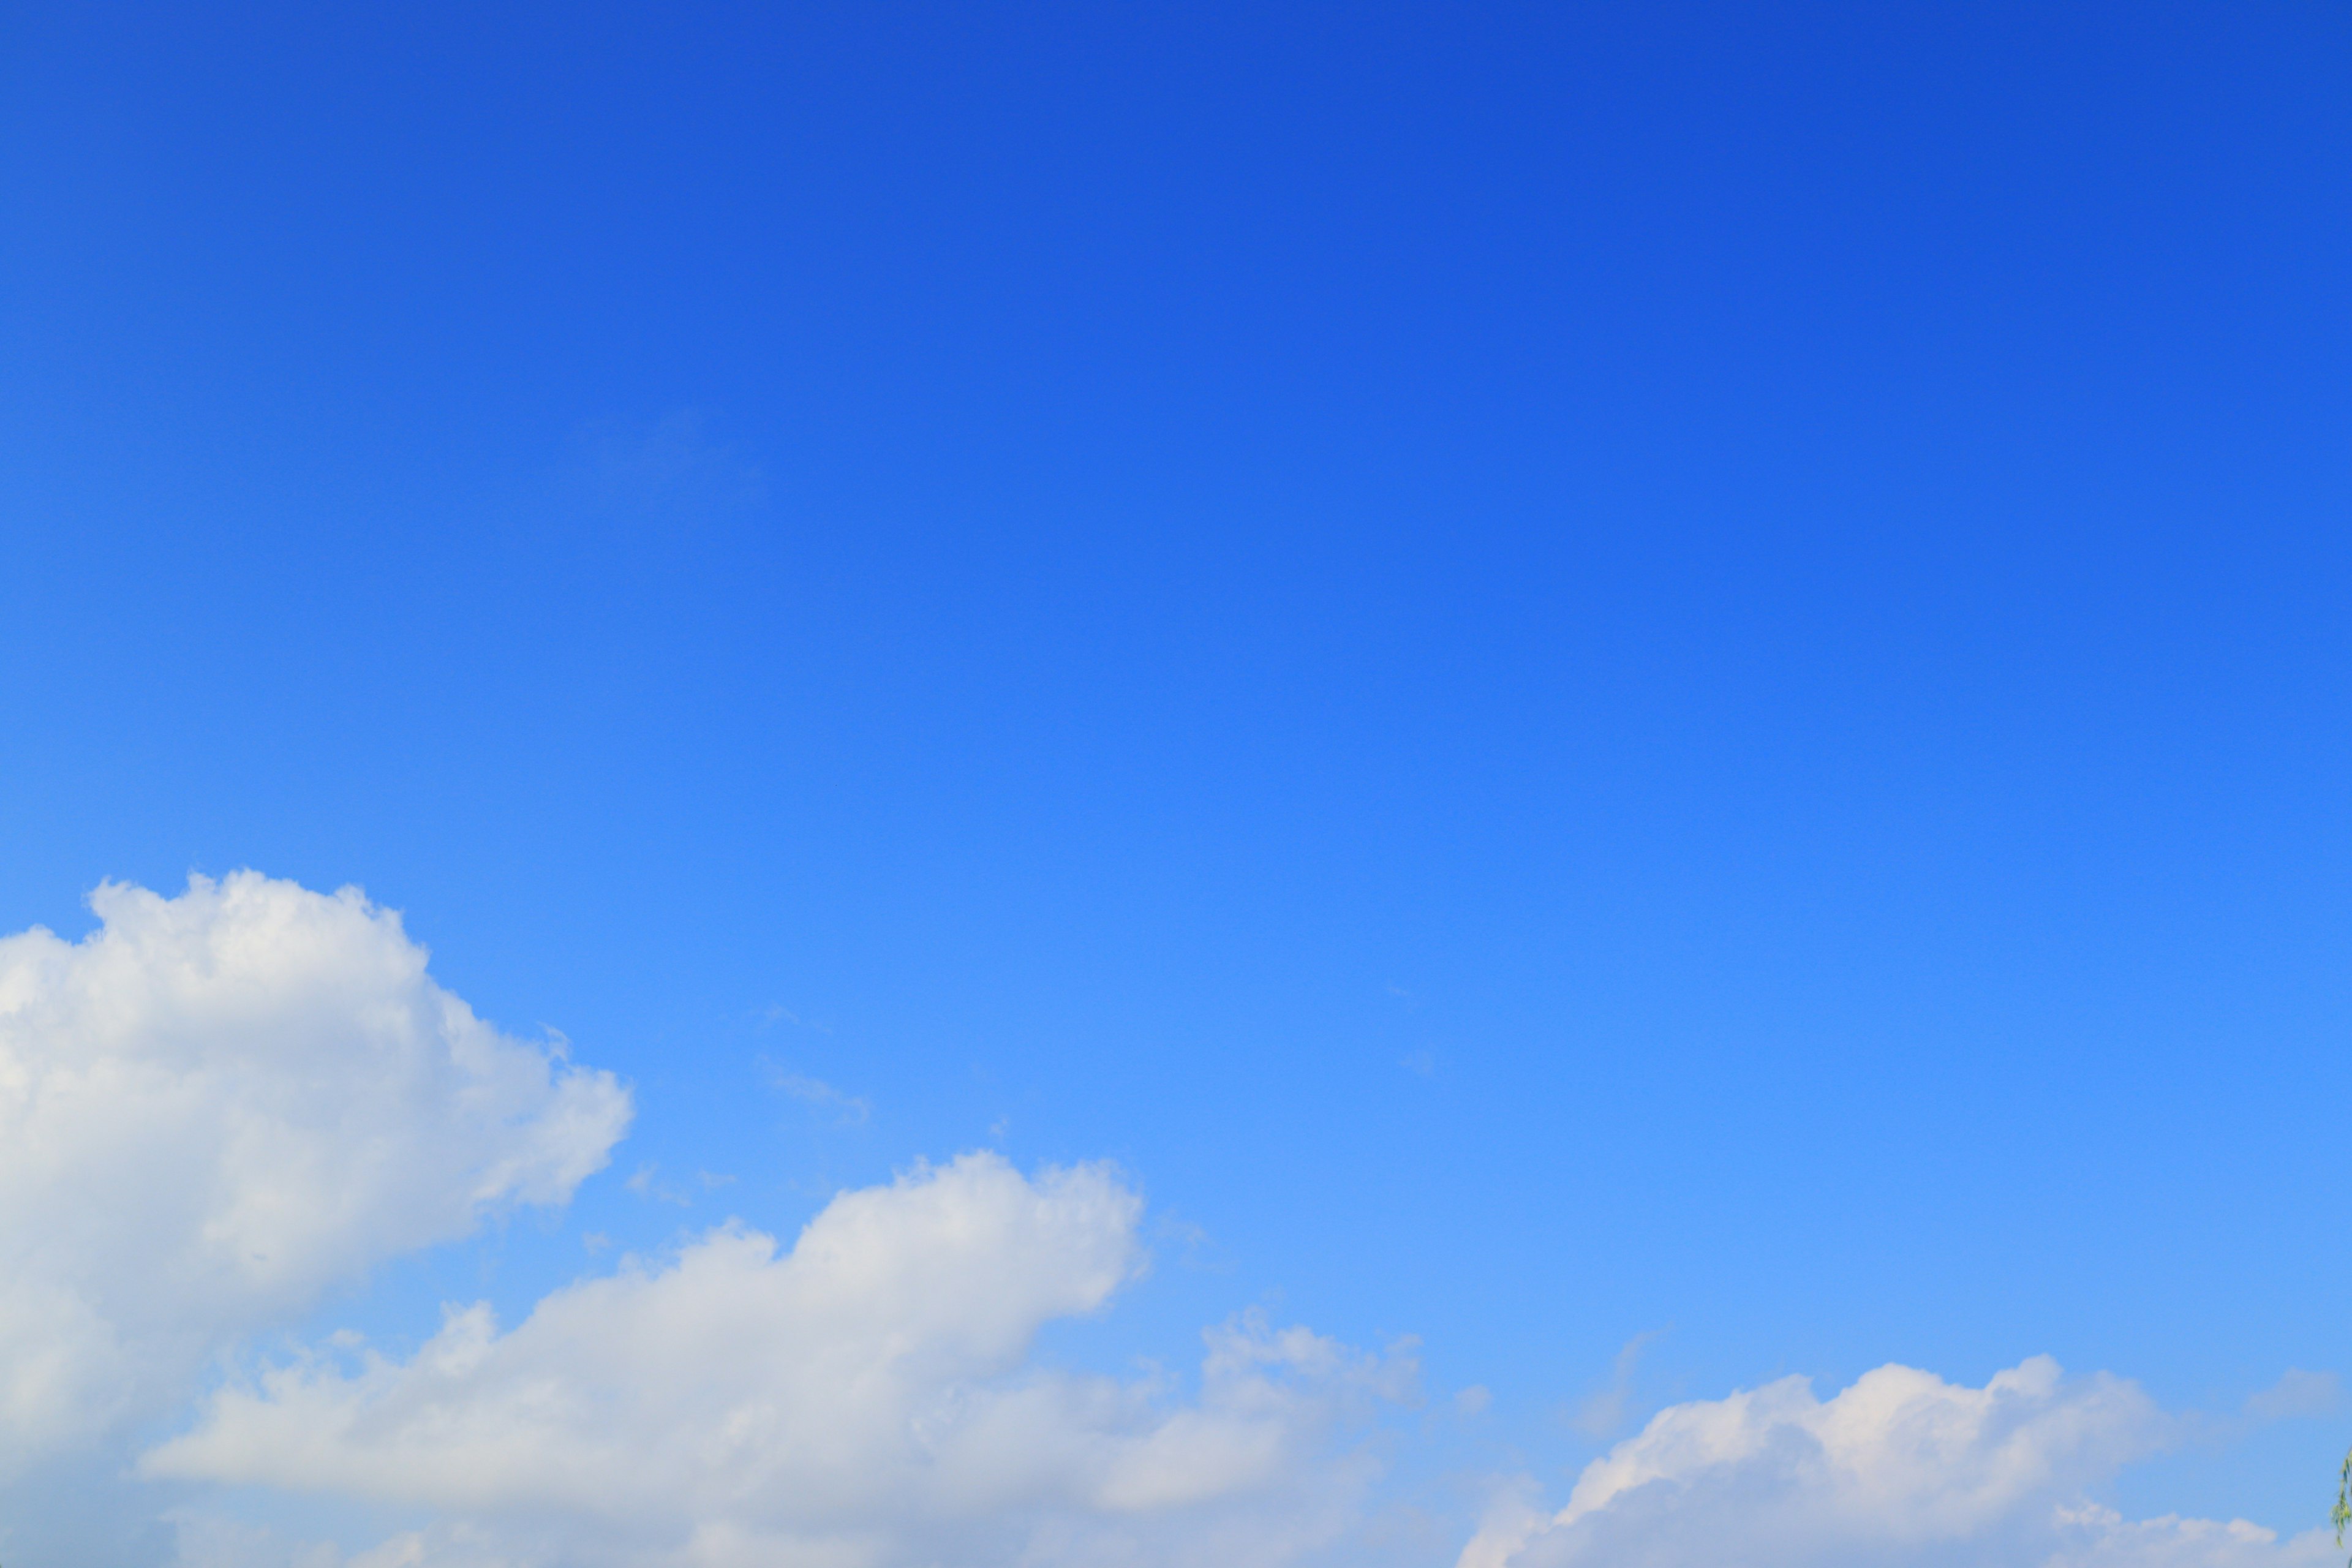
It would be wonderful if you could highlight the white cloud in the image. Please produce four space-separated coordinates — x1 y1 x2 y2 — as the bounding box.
148 1152 1413 1568
2241 1368 2339 1427
0 873 2321 1568
2045 1505 2335 1568
0 872 630 1466
1458 1358 2333 1568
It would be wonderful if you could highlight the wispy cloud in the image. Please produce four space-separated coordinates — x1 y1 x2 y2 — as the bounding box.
1569 1329 1664 1440
625 1163 692 1206
763 1063 872 1125
560 409 767 524
2240 1367 2340 1428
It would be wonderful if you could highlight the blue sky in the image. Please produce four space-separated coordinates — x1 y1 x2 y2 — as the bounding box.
4 4 2350 1564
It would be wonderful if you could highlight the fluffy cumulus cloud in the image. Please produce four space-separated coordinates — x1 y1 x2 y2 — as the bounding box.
1458 1359 2334 1568
148 1152 1413 1568
0 873 2323 1568
0 873 631 1465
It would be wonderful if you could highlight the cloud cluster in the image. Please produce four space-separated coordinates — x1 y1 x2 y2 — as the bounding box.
0 872 631 1465
0 873 2324 1568
150 1152 1412 1568
1460 1358 2332 1568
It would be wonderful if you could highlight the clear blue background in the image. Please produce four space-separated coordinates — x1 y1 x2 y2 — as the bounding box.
6 0 2350 1535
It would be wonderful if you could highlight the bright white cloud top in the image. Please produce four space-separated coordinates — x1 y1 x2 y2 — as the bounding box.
149 1153 1409 1567
0 872 629 1466
0 874 2328 1566
1461 1360 2331 1568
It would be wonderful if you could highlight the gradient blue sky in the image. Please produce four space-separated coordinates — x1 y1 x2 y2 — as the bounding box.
6 0 2351 1553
